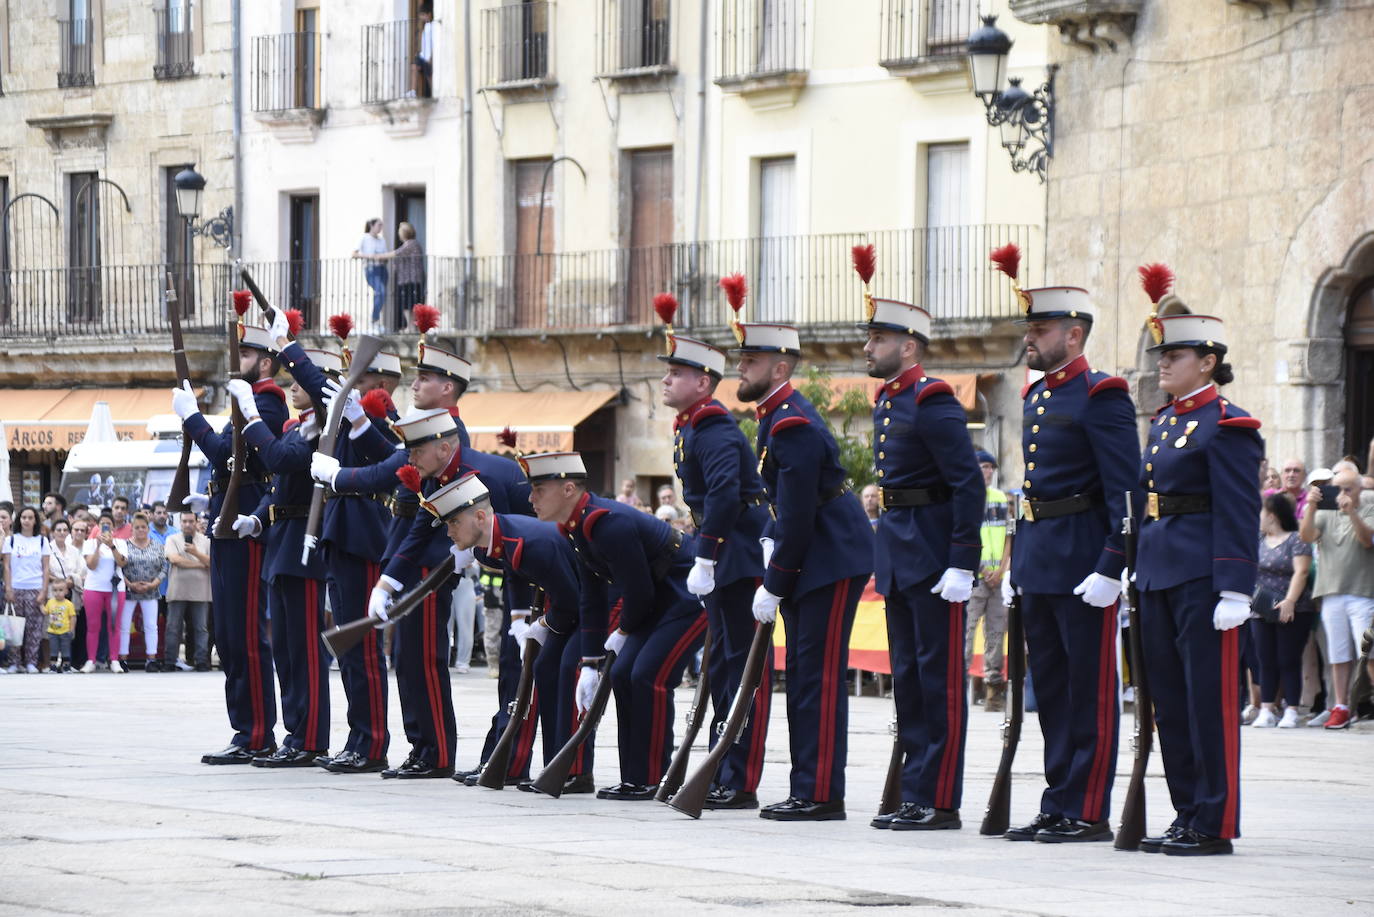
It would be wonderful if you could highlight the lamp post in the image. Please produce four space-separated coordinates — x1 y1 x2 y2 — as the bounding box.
173 166 234 249
966 16 1056 183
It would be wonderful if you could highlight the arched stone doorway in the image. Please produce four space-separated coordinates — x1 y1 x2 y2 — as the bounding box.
1345 281 1374 463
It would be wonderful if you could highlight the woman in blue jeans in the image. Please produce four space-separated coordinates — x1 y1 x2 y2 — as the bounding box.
353 218 389 333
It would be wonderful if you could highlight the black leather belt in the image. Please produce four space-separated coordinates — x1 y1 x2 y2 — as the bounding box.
880 485 951 509
326 490 389 506
207 475 272 495
1022 493 1099 522
689 495 765 528
390 501 418 519
650 530 685 583
1147 492 1210 520
268 505 309 523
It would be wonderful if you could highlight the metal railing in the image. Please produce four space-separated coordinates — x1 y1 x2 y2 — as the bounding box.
597 0 672 75
0 262 235 339
880 0 977 66
481 0 554 88
58 19 95 88
251 31 322 111
362 19 424 103
717 0 806 84
154 6 195 79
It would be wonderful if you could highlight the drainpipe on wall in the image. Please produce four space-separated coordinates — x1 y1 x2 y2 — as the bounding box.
688 0 708 323
231 0 243 260
459 0 476 363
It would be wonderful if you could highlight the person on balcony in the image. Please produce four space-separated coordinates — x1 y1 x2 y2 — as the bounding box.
352 218 389 335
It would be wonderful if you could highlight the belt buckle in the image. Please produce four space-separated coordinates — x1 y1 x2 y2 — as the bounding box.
1021 500 1035 523
879 488 891 510
268 505 276 525
1147 492 1160 521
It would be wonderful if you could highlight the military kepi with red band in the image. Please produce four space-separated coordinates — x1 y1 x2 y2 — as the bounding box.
423 472 490 527
392 407 460 446
518 451 587 482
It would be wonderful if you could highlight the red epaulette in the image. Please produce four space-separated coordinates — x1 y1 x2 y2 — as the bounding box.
1088 376 1129 397
282 418 300 432
504 536 525 570
690 404 729 427
1218 416 1262 430
1020 381 1035 400
582 507 611 535
771 415 810 434
916 380 955 404
252 380 287 402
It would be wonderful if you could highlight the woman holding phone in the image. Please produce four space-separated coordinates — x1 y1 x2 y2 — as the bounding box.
81 511 128 673
3 506 51 672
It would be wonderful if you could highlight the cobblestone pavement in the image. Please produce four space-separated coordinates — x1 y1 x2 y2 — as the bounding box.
1 668 1370 916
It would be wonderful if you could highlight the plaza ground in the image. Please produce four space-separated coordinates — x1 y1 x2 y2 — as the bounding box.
1 668 1370 916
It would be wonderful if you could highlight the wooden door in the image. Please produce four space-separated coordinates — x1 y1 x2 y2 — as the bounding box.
513 159 553 328
626 148 673 324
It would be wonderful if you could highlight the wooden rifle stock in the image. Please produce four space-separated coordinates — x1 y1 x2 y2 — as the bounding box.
877 716 904 817
980 493 1024 835
1115 491 1153 851
667 621 774 819
654 620 712 802
164 272 195 512
235 260 278 325
478 592 545 789
301 333 386 565
212 318 248 540
320 555 456 657
531 651 617 797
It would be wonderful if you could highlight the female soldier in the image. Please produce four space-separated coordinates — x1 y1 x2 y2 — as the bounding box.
1133 264 1263 856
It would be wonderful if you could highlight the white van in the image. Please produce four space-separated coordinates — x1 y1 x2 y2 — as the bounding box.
59 414 221 509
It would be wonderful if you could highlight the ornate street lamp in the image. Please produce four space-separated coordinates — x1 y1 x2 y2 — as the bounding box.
966 16 1056 183
173 165 234 249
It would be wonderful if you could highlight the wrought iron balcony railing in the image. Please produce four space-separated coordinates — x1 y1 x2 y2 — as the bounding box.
597 0 673 76
880 0 978 68
481 1 554 89
717 0 806 86
251 30 322 111
154 6 195 79
58 19 95 88
362 18 425 103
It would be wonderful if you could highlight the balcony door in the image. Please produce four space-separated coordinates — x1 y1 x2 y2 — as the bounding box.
513 158 553 328
294 7 319 108
67 171 101 322
756 155 795 323
924 141 968 317
626 148 672 325
288 193 320 326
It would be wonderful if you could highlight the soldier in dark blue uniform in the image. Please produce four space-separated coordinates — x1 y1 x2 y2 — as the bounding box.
728 310 874 821
1133 271 1262 856
364 408 532 779
520 451 706 800
655 298 771 809
225 344 342 766
851 263 984 832
171 321 286 763
429 472 595 793
987 266 1140 842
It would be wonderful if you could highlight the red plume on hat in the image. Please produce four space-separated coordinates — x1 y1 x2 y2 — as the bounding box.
989 243 1030 314
497 426 518 450
413 303 440 335
653 293 679 356
232 290 252 317
328 313 354 341
284 309 305 337
720 273 747 345
1138 262 1175 345
852 244 877 322
396 464 422 494
361 389 394 419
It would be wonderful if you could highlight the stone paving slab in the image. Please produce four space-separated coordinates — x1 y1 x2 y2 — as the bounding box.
1 667 1371 916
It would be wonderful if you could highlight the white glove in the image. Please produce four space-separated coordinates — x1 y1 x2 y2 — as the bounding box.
1213 592 1251 631
171 380 199 420
231 514 261 539
760 536 775 569
225 378 260 422
510 614 531 644
184 492 210 513
575 665 601 715
448 545 474 568
686 558 716 596
323 378 365 423
520 619 550 660
269 306 290 342
1073 572 1122 609
751 586 781 624
310 452 341 486
932 568 975 603
368 586 395 624
297 414 319 441
604 629 627 655
1001 575 1015 607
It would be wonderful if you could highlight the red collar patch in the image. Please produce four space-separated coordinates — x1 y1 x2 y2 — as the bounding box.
876 363 925 403
1044 354 1089 390
1172 385 1219 415
561 490 592 536
435 443 465 485
756 383 794 419
675 394 716 431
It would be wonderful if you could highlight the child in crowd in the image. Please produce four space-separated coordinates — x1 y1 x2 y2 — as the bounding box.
45 580 77 673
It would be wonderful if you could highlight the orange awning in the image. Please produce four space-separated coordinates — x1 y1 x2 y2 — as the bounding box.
460 389 619 453
714 373 984 414
2 388 178 452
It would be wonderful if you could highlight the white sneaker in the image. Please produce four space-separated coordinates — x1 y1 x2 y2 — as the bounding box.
1251 708 1279 728
1307 709 1330 727
5 665 17 674
110 660 125 674
1240 704 1258 725
455 664 470 674
80 660 96 673
175 659 193 671
1278 707 1300 728
24 663 38 674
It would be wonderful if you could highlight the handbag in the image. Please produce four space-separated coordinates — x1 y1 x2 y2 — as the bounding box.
1 603 27 645
1251 585 1282 625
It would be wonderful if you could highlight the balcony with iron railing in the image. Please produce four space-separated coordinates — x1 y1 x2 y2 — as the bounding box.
58 19 95 88
363 18 423 104
154 6 195 79
0 227 1038 343
251 30 325 138
880 0 977 78
596 0 674 79
481 0 555 91
716 0 807 99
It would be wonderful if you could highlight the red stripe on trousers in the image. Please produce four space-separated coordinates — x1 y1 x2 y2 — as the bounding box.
421 584 449 767
245 542 266 748
363 561 385 758
647 613 707 785
743 645 772 791
1220 627 1240 838
815 579 849 802
1082 604 1116 821
509 686 538 776
934 601 964 809
304 578 320 748
570 664 586 774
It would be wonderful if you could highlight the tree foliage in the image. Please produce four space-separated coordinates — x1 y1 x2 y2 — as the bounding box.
737 365 875 490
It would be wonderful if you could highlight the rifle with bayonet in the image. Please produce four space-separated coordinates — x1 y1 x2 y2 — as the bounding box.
211 316 248 540
980 492 1025 835
164 272 195 512
531 651 617 797
477 588 546 789
320 555 457 657
654 620 712 802
1115 491 1153 851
